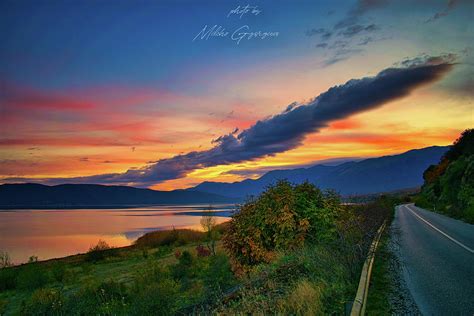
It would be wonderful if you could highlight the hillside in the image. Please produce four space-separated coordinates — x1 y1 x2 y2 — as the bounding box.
0 181 396 315
190 146 449 198
417 129 474 223
0 183 235 208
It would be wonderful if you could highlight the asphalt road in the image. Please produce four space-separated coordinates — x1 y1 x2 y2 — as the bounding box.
393 204 474 315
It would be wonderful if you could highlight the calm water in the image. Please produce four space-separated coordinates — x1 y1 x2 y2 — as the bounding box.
0 204 234 264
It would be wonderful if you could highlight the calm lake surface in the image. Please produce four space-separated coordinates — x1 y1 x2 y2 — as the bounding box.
0 204 235 264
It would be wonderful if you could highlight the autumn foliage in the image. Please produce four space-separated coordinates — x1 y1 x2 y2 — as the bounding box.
418 129 474 223
223 180 341 269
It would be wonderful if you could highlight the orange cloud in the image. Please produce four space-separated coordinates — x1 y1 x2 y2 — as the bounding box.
329 119 362 130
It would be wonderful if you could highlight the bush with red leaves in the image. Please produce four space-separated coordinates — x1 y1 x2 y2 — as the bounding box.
174 250 181 259
196 245 211 257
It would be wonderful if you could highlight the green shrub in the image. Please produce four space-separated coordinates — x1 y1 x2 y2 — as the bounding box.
85 240 116 262
0 298 7 314
130 279 180 315
135 229 204 248
17 265 51 290
171 250 194 281
21 288 65 315
155 245 173 258
223 180 340 269
201 253 236 295
134 261 169 286
0 268 18 291
51 262 67 283
130 261 183 315
179 250 193 266
66 280 129 315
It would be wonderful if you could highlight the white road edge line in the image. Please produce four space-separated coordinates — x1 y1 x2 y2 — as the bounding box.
405 204 474 254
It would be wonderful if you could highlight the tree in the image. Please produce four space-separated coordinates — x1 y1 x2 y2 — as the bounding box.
0 251 12 268
223 180 339 270
200 207 219 255
418 129 474 223
86 239 112 262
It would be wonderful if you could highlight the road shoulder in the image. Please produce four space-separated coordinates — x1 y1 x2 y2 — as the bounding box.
366 206 420 315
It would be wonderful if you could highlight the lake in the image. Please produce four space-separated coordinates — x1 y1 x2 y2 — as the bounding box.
0 204 235 265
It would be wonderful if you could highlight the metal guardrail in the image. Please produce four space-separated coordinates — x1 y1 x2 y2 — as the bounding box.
350 220 387 316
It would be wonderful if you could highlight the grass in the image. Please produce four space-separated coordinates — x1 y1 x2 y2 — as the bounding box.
0 234 232 315
134 222 229 248
134 229 205 248
0 225 369 315
207 242 361 314
365 230 392 314
365 207 395 314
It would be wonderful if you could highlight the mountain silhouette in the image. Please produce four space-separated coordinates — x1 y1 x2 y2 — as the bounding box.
189 146 449 198
0 146 449 208
0 183 235 208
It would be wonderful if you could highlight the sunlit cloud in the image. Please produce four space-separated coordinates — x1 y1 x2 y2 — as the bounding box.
2 55 456 187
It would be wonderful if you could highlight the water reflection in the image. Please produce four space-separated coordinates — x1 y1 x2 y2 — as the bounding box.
0 204 235 264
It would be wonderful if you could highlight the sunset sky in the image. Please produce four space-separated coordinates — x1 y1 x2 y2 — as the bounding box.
0 0 472 190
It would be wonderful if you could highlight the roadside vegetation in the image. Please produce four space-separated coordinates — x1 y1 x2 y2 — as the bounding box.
1 181 396 315
364 197 400 314
207 181 395 314
0 222 235 315
416 129 474 223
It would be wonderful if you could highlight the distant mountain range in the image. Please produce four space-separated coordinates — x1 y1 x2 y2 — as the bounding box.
0 146 449 208
0 183 234 209
188 146 449 198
